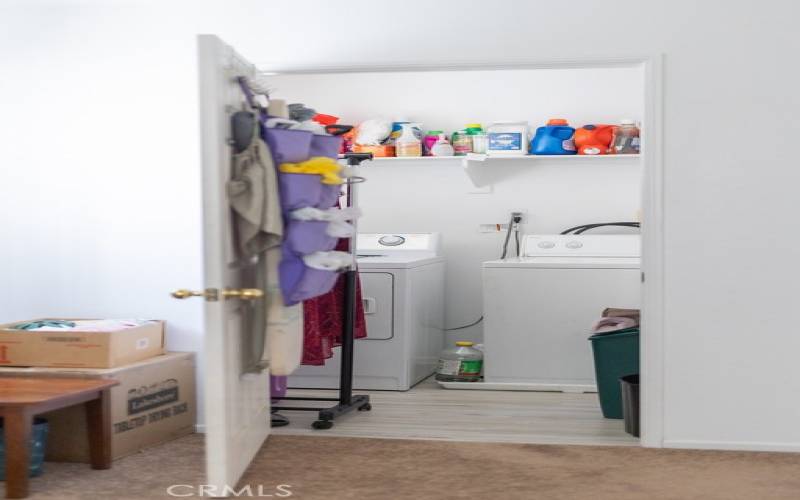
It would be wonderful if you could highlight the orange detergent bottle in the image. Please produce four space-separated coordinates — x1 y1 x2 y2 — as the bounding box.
573 124 615 155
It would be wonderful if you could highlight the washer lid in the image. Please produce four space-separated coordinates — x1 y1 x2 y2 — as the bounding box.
483 256 640 269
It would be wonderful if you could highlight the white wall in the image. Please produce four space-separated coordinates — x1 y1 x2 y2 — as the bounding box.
269 67 643 343
0 0 207 416
2 0 800 450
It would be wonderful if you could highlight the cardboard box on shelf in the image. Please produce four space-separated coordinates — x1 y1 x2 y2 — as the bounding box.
0 319 165 368
0 352 196 462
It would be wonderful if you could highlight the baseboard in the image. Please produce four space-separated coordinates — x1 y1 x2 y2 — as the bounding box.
664 439 800 453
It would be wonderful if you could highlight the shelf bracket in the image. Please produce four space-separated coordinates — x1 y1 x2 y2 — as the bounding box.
462 155 493 189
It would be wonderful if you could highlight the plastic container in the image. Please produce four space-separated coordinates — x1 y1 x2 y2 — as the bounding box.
430 134 455 157
435 341 483 382
620 374 640 437
573 124 614 155
452 130 472 156
465 123 483 134
487 121 528 156
466 124 488 154
352 143 395 157
530 118 577 155
395 123 422 157
588 327 640 419
389 121 422 144
423 130 443 156
471 133 488 154
610 119 640 154
0 417 48 480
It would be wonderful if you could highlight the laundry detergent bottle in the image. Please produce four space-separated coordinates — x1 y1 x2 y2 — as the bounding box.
573 124 615 155
395 123 422 157
530 118 577 155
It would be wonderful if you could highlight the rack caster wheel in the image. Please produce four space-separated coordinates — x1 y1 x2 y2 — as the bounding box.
271 413 290 428
312 420 334 430
358 403 372 411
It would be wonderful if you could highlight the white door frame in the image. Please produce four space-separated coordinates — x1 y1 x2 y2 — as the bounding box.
259 55 666 447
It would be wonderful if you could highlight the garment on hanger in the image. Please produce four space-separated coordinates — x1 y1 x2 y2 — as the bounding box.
301 238 368 366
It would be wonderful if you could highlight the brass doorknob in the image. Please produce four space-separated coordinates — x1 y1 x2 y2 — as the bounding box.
222 288 264 300
171 288 263 301
171 289 210 300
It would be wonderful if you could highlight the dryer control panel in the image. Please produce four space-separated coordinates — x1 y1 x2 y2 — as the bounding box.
523 234 640 258
357 233 441 254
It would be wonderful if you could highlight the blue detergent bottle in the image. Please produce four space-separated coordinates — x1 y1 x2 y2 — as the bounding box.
530 118 577 155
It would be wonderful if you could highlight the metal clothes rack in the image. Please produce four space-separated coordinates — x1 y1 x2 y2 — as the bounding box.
273 153 373 429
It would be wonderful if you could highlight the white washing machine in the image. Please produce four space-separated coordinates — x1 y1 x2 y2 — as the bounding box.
288 233 445 391
481 234 641 392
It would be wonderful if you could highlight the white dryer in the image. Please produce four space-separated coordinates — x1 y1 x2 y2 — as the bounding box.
288 233 445 391
482 234 641 392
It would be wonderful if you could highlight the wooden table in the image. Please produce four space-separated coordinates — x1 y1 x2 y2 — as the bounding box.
0 377 119 499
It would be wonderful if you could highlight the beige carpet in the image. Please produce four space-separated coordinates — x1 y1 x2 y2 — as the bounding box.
9 434 800 499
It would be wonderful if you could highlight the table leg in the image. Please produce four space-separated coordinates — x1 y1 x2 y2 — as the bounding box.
85 389 112 470
3 408 31 499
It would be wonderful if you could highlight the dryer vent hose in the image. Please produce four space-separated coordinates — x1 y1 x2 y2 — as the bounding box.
561 222 640 235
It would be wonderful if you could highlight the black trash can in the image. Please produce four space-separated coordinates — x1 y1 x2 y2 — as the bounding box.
620 374 640 437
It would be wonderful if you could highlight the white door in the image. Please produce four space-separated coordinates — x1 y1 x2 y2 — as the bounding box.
194 34 271 493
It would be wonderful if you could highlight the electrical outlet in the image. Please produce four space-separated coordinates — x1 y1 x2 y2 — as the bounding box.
510 210 527 224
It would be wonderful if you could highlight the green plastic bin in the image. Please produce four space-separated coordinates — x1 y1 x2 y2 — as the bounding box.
589 327 639 419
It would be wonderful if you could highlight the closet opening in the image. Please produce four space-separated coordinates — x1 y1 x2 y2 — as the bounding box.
262 57 663 447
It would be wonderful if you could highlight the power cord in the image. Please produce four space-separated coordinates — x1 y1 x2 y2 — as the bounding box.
501 212 524 258
444 316 484 331
447 212 523 331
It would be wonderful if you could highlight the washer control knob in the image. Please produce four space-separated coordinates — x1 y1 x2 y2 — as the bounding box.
537 241 556 249
378 235 406 246
566 241 583 249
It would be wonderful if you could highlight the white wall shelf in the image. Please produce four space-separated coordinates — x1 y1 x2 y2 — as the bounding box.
365 154 640 163
359 154 641 187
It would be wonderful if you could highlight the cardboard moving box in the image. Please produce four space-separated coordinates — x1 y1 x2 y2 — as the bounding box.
0 319 165 368
0 352 196 462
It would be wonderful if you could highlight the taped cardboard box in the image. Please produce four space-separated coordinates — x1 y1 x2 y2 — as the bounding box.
0 352 195 462
0 319 164 368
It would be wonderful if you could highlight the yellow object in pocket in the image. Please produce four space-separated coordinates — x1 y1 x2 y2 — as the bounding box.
279 156 343 185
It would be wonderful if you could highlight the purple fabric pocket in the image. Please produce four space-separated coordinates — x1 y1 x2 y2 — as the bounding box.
284 220 337 254
318 184 342 209
309 134 343 159
279 173 323 211
279 173 342 211
279 248 340 306
263 127 313 164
